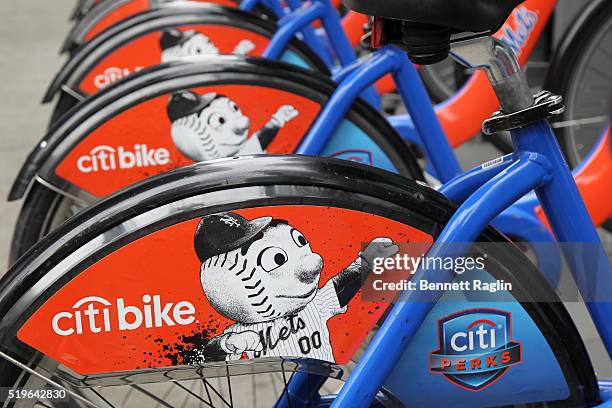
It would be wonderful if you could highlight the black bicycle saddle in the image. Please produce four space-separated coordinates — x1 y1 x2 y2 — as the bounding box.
343 0 524 33
342 0 525 64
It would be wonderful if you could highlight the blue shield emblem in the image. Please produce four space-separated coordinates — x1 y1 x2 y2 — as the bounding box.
430 309 522 391
328 149 373 165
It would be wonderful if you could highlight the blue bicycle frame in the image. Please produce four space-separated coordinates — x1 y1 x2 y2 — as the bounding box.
276 42 612 408
240 0 343 68
257 2 606 283
330 122 612 408
219 7 612 405
241 0 383 108
294 45 563 278
240 0 333 67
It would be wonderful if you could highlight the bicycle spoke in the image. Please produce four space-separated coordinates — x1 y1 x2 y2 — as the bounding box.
174 381 215 408
159 382 177 408
270 372 281 397
226 365 234 407
201 378 232 407
177 381 196 408
120 386 135 407
0 351 99 408
252 373 257 408
202 378 213 406
280 363 294 408
552 115 609 129
600 42 612 59
588 65 612 80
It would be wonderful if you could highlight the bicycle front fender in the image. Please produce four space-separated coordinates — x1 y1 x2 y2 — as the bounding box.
62 0 151 54
13 58 332 202
45 4 266 104
13 60 209 202
11 56 407 203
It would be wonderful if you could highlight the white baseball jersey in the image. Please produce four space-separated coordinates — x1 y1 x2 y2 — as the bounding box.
223 281 347 362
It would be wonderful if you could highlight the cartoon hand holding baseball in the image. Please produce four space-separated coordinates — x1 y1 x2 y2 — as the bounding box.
221 331 263 355
360 237 400 268
232 39 256 55
272 105 299 127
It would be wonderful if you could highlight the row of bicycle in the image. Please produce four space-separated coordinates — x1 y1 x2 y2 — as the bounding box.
7 0 611 264
0 0 611 407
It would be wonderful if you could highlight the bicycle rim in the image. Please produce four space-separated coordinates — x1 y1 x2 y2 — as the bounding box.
559 13 611 166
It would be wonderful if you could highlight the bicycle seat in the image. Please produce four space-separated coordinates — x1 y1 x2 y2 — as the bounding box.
343 0 525 33
343 0 525 63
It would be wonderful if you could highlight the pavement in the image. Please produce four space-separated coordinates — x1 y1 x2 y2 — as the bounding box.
0 0 72 265
0 0 609 401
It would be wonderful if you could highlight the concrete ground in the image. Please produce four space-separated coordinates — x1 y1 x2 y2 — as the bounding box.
0 0 72 263
0 0 609 403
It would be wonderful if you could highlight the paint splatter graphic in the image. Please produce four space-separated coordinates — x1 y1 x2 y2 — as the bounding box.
158 322 222 365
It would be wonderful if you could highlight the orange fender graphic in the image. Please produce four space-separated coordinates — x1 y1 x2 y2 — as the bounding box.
17 206 432 374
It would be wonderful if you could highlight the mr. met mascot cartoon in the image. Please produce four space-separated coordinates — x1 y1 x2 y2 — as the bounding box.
160 28 255 62
167 90 299 162
193 212 399 362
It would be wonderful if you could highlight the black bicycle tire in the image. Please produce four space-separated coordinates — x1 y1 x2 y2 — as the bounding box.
544 0 612 232
8 183 64 268
545 0 611 165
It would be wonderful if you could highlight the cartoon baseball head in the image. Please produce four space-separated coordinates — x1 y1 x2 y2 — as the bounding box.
160 29 219 62
196 212 324 324
168 90 251 162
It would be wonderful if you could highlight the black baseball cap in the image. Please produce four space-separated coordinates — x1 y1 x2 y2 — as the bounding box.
194 212 272 262
167 90 218 122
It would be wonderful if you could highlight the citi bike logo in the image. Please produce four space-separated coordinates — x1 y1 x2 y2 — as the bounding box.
94 66 143 89
499 5 538 56
430 309 522 391
51 295 196 336
76 144 171 173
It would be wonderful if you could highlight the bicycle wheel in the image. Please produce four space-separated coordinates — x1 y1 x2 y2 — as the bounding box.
62 0 253 53
546 0 611 168
9 57 422 265
0 156 598 407
45 6 329 125
546 0 612 232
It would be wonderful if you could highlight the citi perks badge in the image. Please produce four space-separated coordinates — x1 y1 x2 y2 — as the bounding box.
430 309 522 391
